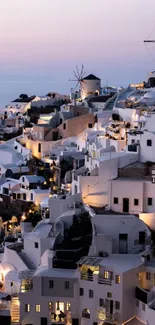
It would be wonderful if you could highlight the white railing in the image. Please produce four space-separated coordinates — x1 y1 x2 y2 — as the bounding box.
81 272 93 281
98 278 112 286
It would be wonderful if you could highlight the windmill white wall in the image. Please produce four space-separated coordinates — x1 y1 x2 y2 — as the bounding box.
81 74 101 100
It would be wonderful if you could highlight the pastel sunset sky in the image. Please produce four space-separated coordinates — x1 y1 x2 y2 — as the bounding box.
1 0 155 89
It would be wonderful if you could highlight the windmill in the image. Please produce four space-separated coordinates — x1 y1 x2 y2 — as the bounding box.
144 23 155 64
69 65 87 99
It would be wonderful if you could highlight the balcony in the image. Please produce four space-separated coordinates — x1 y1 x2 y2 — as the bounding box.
98 278 112 286
103 312 118 324
81 272 93 281
135 286 154 304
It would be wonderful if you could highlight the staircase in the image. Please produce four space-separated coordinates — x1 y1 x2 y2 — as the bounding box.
18 251 35 270
11 296 20 324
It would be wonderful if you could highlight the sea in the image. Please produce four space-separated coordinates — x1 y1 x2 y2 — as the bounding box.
0 77 70 108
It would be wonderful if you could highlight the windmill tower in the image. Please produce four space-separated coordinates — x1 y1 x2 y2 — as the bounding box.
69 65 87 103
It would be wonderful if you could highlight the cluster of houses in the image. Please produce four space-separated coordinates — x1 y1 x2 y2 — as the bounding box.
1 74 155 325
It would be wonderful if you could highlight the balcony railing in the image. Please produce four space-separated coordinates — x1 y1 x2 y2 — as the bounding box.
98 278 112 286
81 272 93 281
104 312 118 323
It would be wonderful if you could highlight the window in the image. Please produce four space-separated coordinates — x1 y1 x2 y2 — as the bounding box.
25 304 30 312
148 197 152 206
80 288 84 296
87 155 89 162
136 299 139 307
38 143 41 153
89 289 93 298
147 139 152 146
66 302 71 311
115 275 120 284
99 299 104 307
139 231 145 245
63 123 66 130
65 281 70 289
11 282 13 287
134 198 139 206
34 242 38 248
23 193 26 200
36 304 40 312
107 292 112 298
53 132 58 141
17 193 20 200
142 303 145 311
104 271 109 279
146 272 151 280
132 139 135 144
49 280 54 288
41 317 47 325
48 302 53 311
22 177 24 182
115 301 120 310
113 197 118 204
30 193 33 201
88 123 93 128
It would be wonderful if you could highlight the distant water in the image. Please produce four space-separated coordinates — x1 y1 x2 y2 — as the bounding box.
0 77 70 108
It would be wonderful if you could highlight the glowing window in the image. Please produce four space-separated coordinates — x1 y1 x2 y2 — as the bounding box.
104 271 109 279
36 305 40 312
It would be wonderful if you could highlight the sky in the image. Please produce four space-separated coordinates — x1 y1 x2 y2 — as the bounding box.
1 0 155 100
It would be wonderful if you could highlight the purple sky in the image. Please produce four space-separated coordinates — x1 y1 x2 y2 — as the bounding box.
1 0 155 88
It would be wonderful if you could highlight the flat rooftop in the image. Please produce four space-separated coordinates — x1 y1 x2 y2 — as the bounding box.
99 254 143 273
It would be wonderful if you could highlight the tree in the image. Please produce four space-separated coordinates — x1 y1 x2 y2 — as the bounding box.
19 94 28 99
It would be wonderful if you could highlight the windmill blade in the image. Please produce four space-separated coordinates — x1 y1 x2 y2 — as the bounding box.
69 79 78 82
76 66 81 79
73 70 79 80
73 81 80 92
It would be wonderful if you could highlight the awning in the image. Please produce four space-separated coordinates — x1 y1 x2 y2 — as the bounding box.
77 256 103 266
125 317 146 325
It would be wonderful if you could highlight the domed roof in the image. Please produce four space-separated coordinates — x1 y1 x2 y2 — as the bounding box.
145 115 155 132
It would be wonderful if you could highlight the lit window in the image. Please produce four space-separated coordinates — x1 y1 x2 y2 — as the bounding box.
36 305 40 312
25 304 30 312
56 302 64 312
48 302 53 311
66 302 71 311
104 271 109 279
115 275 120 284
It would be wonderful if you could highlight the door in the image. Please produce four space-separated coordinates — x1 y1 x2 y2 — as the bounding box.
123 198 129 213
110 300 113 314
119 234 128 254
139 231 145 245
